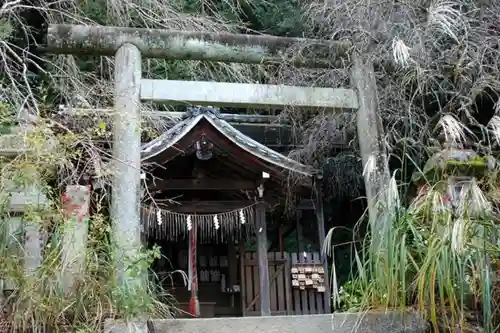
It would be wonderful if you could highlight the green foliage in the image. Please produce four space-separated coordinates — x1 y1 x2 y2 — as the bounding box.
0 100 15 133
332 167 500 331
75 0 108 25
0 99 173 331
0 18 13 40
1 201 169 330
243 0 304 37
336 280 364 312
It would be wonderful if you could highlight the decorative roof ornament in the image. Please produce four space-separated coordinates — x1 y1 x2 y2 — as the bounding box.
187 106 221 119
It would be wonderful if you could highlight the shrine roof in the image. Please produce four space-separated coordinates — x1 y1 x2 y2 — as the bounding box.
141 107 318 178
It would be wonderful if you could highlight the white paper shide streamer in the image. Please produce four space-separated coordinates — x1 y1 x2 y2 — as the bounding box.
141 203 257 243
239 209 245 224
156 209 163 226
213 215 220 230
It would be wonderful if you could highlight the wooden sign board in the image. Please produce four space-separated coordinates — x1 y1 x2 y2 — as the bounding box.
290 263 326 292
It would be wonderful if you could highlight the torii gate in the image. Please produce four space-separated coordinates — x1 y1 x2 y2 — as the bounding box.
45 24 391 315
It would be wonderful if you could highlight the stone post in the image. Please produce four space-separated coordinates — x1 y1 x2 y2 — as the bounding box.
61 185 91 294
3 217 22 292
0 128 49 299
8 181 46 276
350 55 391 248
24 221 42 276
111 43 143 288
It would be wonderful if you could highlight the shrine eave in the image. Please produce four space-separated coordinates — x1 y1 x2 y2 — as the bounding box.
140 107 319 179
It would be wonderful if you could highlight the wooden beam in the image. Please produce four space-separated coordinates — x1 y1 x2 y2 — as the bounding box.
141 80 359 110
256 201 271 316
162 201 266 213
56 107 350 148
148 178 256 191
45 24 351 69
59 107 284 124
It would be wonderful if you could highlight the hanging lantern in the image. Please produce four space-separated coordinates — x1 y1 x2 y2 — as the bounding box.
239 209 245 224
187 215 192 231
156 209 163 226
195 135 214 161
213 215 220 230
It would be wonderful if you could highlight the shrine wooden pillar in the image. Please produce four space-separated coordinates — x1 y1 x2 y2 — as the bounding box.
228 236 238 308
188 225 200 316
314 175 331 311
256 199 271 316
239 238 247 316
296 210 304 255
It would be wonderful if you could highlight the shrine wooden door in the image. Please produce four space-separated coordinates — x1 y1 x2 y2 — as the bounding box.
240 252 293 316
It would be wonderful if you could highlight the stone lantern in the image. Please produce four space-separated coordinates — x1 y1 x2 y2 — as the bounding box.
411 147 496 216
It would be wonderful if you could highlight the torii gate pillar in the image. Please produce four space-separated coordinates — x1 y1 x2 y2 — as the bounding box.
111 43 143 288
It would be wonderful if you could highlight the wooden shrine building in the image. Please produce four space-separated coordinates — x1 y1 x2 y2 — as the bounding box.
139 106 329 317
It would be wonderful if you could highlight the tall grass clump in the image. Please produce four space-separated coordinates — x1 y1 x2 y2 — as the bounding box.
329 156 500 332
0 211 169 332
